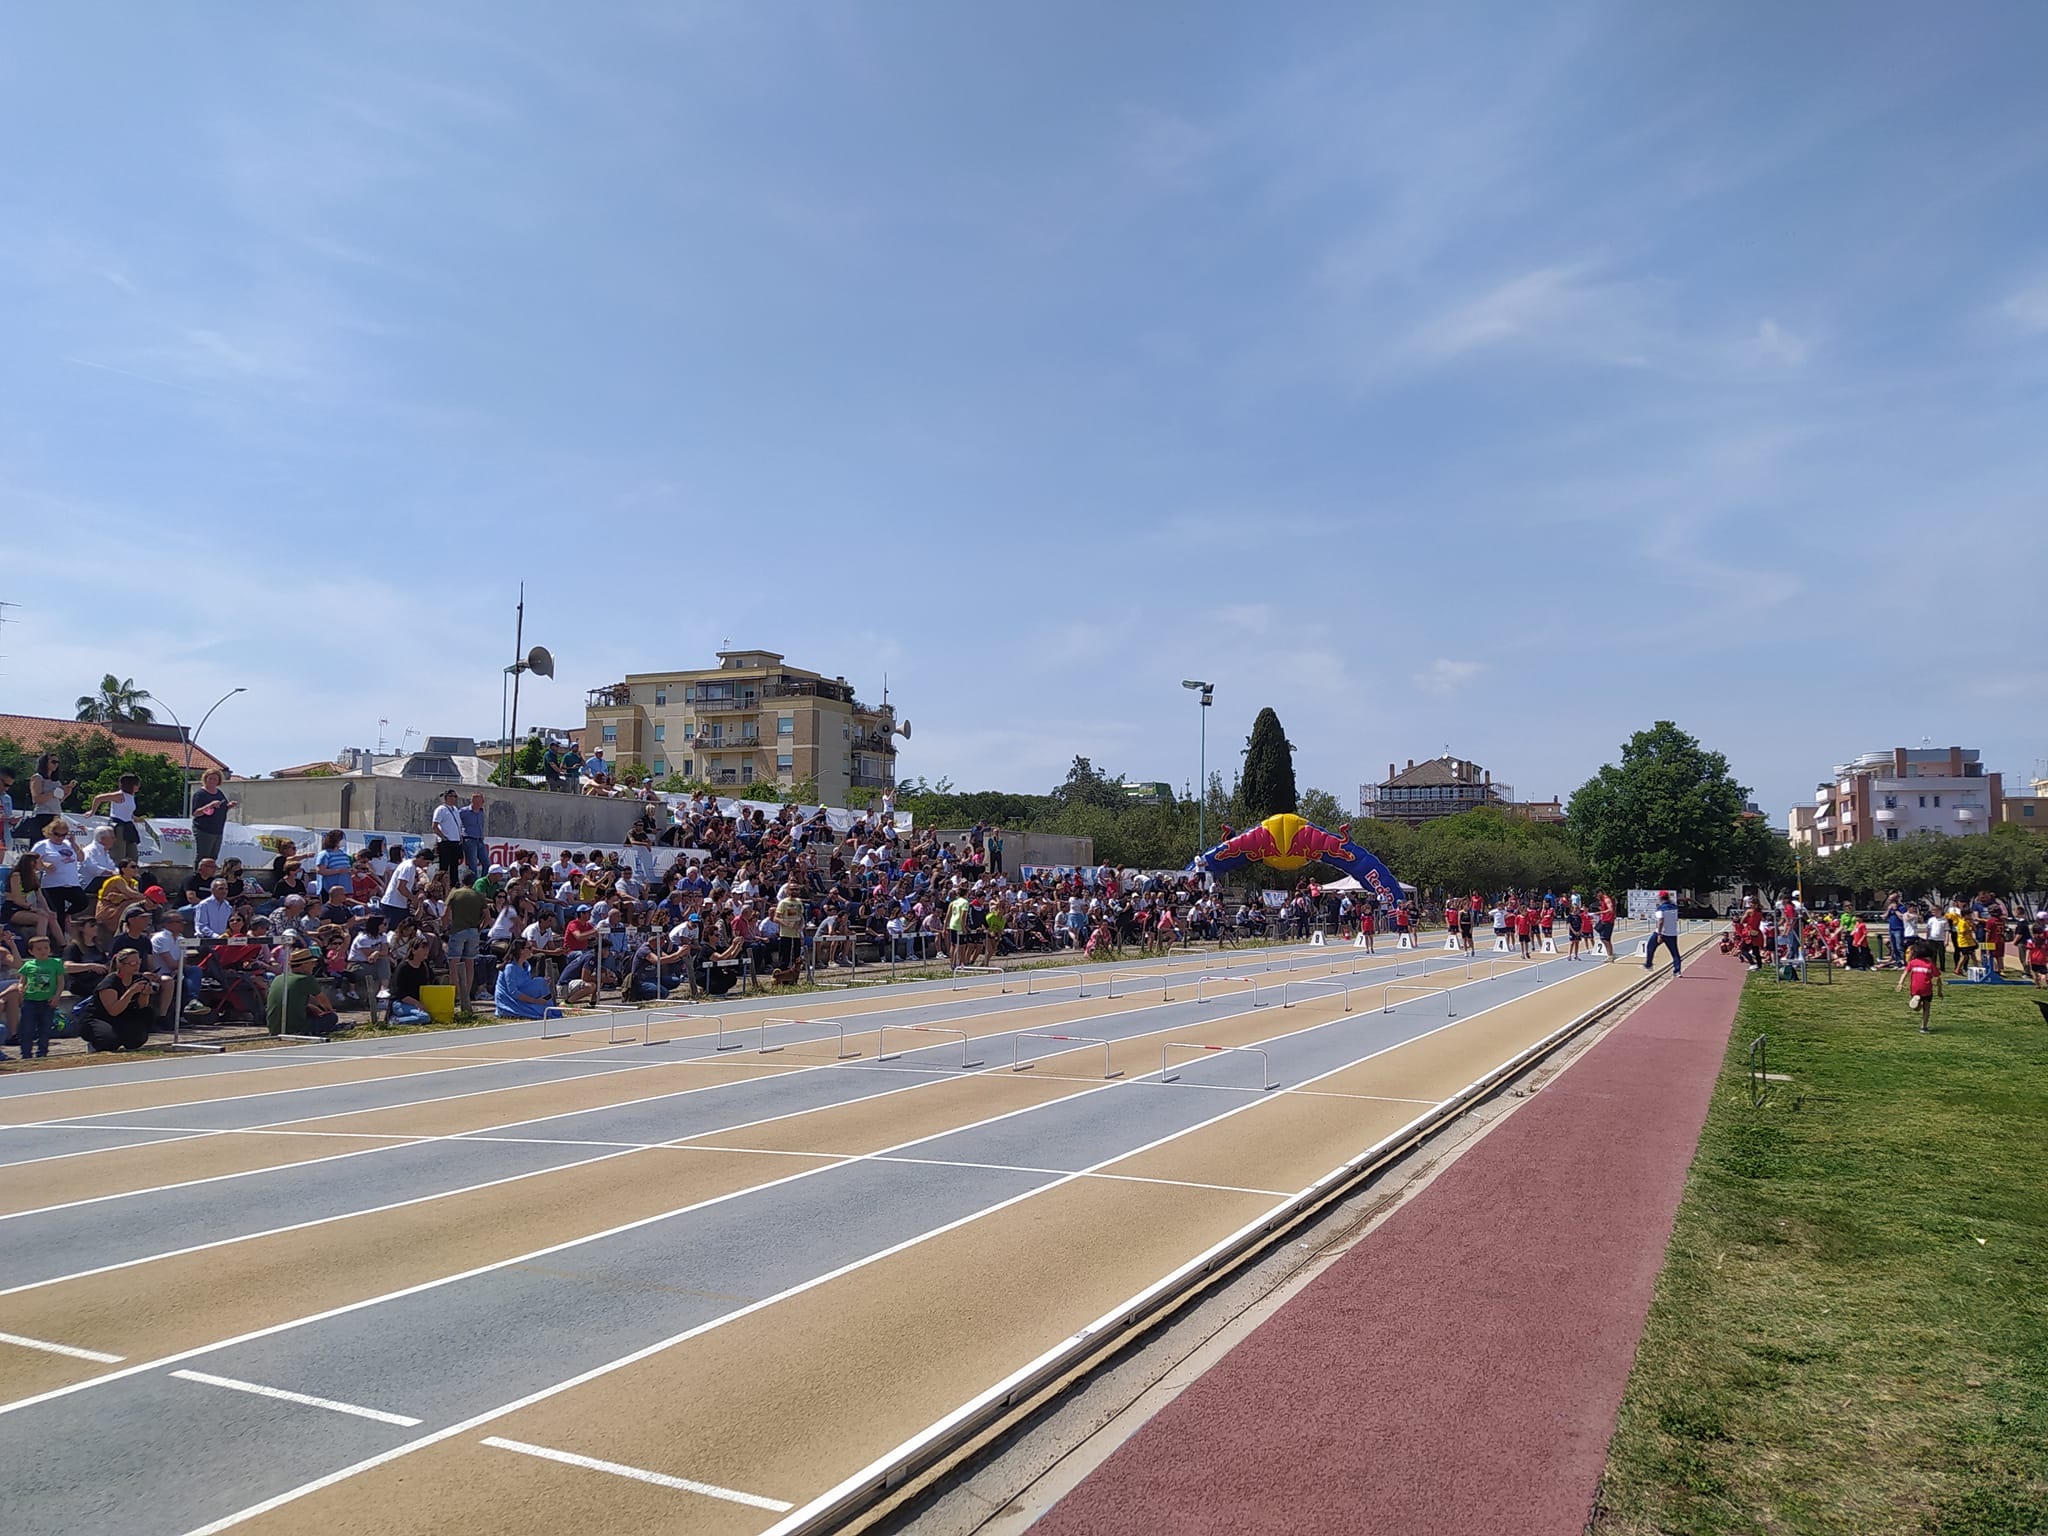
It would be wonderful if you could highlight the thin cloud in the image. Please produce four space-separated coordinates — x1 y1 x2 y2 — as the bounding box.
2001 278 2048 334
1750 317 1809 366
1414 658 1484 695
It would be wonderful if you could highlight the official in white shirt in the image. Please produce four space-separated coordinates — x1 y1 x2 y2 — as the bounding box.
432 790 466 885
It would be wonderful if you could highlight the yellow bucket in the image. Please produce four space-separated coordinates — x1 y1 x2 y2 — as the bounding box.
419 985 456 1025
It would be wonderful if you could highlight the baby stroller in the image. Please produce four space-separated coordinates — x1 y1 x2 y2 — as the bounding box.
195 941 270 1027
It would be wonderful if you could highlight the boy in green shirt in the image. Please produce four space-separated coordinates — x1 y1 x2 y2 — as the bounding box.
14 933 64 1059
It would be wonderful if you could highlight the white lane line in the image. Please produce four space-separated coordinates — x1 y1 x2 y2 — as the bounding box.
0 1330 124 1363
10 1054 634 1130
480 1436 793 1512
0 963 1303 1221
3 950 1574 1417
171 1370 421 1427
2 948 1558 1309
863 1153 1292 1200
0 948 1538 1286
0 1145 647 1301
168 960 1638 1536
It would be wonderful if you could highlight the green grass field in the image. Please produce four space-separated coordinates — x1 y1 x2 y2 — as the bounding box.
1594 967 2048 1535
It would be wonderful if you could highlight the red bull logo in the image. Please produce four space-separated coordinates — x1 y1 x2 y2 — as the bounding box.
1213 821 1283 863
1212 814 1357 872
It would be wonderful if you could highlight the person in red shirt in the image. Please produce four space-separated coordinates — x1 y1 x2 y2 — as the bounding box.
1595 892 1617 961
2026 920 2048 988
1895 941 1944 1032
1513 903 1535 957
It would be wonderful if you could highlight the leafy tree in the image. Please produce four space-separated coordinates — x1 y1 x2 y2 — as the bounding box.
783 776 820 806
1051 756 1126 812
74 675 155 724
614 761 652 787
1296 787 1349 832
1409 806 1585 898
1728 814 1798 900
1240 708 1297 821
1567 721 1749 895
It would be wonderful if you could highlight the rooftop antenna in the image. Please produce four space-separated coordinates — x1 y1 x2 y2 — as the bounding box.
377 717 390 753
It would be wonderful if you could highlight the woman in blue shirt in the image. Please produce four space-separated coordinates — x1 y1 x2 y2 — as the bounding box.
313 829 354 896
493 938 561 1019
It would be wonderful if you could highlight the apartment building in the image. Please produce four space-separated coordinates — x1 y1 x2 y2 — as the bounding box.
581 650 900 803
1789 746 2004 854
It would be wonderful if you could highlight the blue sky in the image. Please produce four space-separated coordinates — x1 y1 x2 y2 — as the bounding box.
5 2 2045 820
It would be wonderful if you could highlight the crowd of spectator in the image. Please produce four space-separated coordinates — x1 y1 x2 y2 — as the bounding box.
1724 891 2048 983
6 773 1751 1063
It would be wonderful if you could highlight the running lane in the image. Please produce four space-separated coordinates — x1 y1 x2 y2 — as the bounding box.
1034 947 1744 1536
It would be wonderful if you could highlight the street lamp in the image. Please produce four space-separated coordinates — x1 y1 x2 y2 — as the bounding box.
148 687 248 814
1182 680 1214 851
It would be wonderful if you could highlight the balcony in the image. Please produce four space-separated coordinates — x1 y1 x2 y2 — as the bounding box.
850 771 895 790
762 678 855 705
586 684 632 710
1874 807 1899 823
692 695 758 716
851 730 898 755
1955 807 1978 823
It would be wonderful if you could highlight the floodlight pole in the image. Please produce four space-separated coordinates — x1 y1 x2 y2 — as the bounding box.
1182 680 1214 853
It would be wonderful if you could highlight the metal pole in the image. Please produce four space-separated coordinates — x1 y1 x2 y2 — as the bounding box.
1198 696 1207 852
506 585 525 784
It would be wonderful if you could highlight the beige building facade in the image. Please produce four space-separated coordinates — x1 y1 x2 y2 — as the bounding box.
1790 746 2004 854
581 650 900 804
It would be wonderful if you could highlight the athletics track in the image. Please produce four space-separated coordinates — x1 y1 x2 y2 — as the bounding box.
0 926 1697 1534
1033 945 1745 1536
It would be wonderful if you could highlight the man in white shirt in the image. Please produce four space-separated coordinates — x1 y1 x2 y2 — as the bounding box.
431 790 466 886
1644 889 1683 976
192 878 237 938
381 849 429 920
82 825 123 884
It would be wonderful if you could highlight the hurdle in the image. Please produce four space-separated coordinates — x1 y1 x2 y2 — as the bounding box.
616 1011 721 1047
1160 1042 1277 1091
1024 967 1090 998
1012 1032 1121 1080
1106 967 1172 1001
1281 975 1352 1011
1381 982 1455 1015
877 1023 984 1069
951 964 1009 993
1194 973 1263 1005
742 1016 859 1058
1460 954 1532 983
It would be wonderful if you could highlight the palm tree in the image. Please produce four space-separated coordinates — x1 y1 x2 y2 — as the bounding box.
74 674 156 724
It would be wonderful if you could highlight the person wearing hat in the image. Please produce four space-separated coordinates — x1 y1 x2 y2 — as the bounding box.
1643 889 1682 977
266 938 341 1037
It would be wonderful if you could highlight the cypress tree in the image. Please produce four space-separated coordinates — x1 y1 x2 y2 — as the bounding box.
1241 707 1298 821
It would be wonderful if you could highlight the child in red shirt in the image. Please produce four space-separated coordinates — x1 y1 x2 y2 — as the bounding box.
1895 943 1944 1032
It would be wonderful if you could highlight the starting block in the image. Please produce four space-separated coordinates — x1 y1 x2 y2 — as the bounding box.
1492 936 1513 954
1309 929 1326 946
1539 937 1557 955
1396 933 1415 950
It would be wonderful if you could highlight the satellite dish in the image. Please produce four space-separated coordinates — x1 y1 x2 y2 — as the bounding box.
894 719 912 740
526 646 555 679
